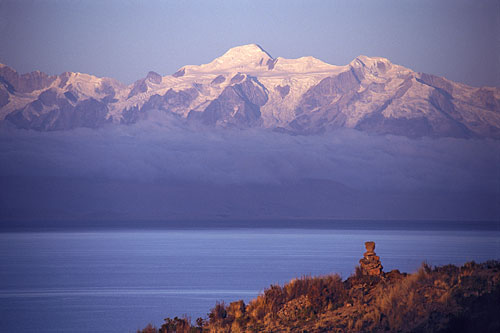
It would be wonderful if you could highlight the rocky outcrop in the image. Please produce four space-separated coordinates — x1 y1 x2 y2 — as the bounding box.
172 68 185 78
126 71 163 99
188 76 267 128
146 71 162 84
275 84 290 99
127 79 148 99
359 241 384 276
0 65 56 93
143 88 198 114
121 87 199 124
211 75 226 85
6 90 111 131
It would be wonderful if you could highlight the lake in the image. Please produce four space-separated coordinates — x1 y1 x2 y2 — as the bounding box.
0 220 498 332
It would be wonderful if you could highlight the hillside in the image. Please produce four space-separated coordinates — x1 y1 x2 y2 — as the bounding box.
139 242 500 332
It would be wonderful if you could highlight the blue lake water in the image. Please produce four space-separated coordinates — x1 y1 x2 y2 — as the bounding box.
0 221 499 332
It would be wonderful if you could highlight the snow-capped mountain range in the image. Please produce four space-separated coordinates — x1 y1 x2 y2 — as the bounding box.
1 44 499 138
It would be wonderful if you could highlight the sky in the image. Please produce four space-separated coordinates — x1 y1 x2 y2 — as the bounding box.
0 0 499 87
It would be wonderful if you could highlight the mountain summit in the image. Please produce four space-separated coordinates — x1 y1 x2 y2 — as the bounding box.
1 45 499 138
211 44 273 69
177 44 274 75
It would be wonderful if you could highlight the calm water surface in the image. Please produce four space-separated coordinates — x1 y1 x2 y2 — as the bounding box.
0 221 499 332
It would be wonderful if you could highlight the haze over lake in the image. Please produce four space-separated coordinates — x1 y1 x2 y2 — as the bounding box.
2 116 498 222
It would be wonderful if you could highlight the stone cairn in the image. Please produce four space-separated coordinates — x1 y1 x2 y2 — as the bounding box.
359 241 383 276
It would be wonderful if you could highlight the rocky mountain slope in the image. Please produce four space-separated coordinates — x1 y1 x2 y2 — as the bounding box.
1 44 499 138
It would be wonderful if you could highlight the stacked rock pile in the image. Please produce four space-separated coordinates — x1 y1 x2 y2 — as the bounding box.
359 241 384 276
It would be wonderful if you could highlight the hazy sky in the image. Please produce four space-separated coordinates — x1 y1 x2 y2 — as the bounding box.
0 0 499 87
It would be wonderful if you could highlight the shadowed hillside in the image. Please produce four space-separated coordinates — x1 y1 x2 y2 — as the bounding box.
139 242 500 332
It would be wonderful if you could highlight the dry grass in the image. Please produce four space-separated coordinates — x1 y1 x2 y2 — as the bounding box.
141 260 500 332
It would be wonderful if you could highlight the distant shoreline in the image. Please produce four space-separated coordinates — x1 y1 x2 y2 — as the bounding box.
1 218 498 233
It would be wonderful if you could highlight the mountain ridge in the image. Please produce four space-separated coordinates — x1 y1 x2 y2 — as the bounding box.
1 44 499 138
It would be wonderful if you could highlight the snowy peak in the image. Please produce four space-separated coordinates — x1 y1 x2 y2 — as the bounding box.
222 44 273 60
214 44 273 69
179 45 342 75
183 44 274 73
